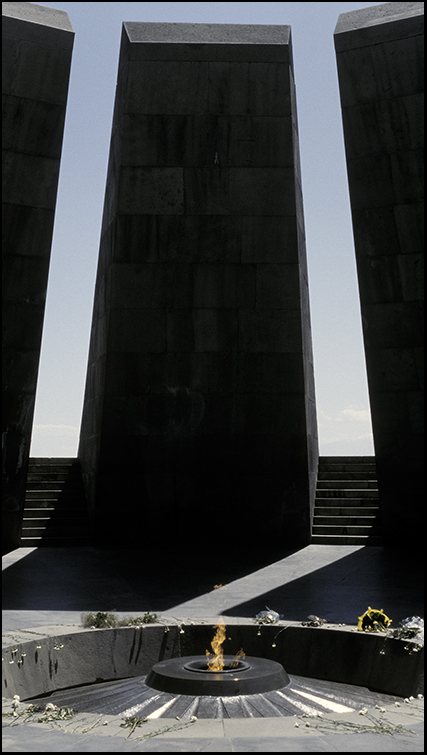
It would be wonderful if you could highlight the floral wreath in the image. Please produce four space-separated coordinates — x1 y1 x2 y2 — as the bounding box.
357 607 392 632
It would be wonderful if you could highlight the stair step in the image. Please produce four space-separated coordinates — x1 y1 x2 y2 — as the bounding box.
25 489 76 500
315 490 378 499
312 524 381 535
317 462 376 473
21 524 88 537
317 479 378 489
25 496 86 507
311 534 383 545
314 500 379 510
28 465 77 474
22 508 55 517
23 509 88 520
312 456 381 546
24 499 87 510
25 489 84 497
314 506 380 517
26 476 69 485
30 457 77 463
22 458 90 547
317 470 377 480
313 516 380 526
318 456 375 463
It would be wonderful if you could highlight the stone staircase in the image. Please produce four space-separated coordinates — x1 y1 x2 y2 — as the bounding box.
20 458 91 547
311 456 382 545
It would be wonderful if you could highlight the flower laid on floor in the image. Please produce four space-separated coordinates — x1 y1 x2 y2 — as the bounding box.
387 616 424 644
301 615 327 627
254 606 282 624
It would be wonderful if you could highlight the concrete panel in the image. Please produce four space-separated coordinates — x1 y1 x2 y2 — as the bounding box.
334 2 424 545
79 23 318 553
2 2 74 553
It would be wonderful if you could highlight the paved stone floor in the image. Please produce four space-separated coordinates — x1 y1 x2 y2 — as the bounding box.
2 543 424 751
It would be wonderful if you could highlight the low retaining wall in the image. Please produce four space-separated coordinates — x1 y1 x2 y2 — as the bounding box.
2 622 423 701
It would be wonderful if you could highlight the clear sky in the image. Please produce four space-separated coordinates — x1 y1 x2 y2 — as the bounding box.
29 1 382 458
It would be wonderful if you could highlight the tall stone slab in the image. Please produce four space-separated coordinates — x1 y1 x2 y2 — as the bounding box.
79 23 318 553
2 2 74 553
334 3 424 545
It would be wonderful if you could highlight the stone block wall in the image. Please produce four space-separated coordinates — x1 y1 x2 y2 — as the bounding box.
2 1 74 553
78 23 318 552
334 2 424 545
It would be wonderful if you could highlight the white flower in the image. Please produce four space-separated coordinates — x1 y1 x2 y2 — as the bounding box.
45 703 57 711
359 708 368 715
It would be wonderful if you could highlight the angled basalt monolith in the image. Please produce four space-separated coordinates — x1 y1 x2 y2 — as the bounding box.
334 2 424 545
2 2 74 553
78 23 318 553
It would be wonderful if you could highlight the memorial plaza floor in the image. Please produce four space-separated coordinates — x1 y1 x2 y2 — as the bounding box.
2 543 424 752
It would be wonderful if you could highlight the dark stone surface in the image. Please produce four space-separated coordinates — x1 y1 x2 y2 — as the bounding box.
2 620 422 701
334 2 424 546
2 3 74 554
30 673 404 719
79 23 318 551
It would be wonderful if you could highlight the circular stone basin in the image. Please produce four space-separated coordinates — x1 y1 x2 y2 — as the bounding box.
145 655 290 696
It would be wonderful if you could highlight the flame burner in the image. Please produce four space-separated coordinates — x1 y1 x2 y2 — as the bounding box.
146 655 290 697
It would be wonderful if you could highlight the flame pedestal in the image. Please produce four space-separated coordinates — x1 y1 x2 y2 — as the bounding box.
146 655 290 696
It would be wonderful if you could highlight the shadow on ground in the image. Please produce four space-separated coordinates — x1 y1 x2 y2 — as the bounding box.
2 544 423 626
2 544 298 612
221 546 424 624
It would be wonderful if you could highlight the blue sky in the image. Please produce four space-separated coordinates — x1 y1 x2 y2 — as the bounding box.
29 1 383 457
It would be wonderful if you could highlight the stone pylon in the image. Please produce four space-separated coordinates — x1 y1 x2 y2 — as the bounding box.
334 2 424 545
79 23 318 552
2 2 74 553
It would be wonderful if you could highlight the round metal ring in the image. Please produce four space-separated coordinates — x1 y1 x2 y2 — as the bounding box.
184 658 250 673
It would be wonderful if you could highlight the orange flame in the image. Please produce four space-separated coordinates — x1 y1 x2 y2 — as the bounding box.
206 622 226 670
230 648 246 668
205 623 246 671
